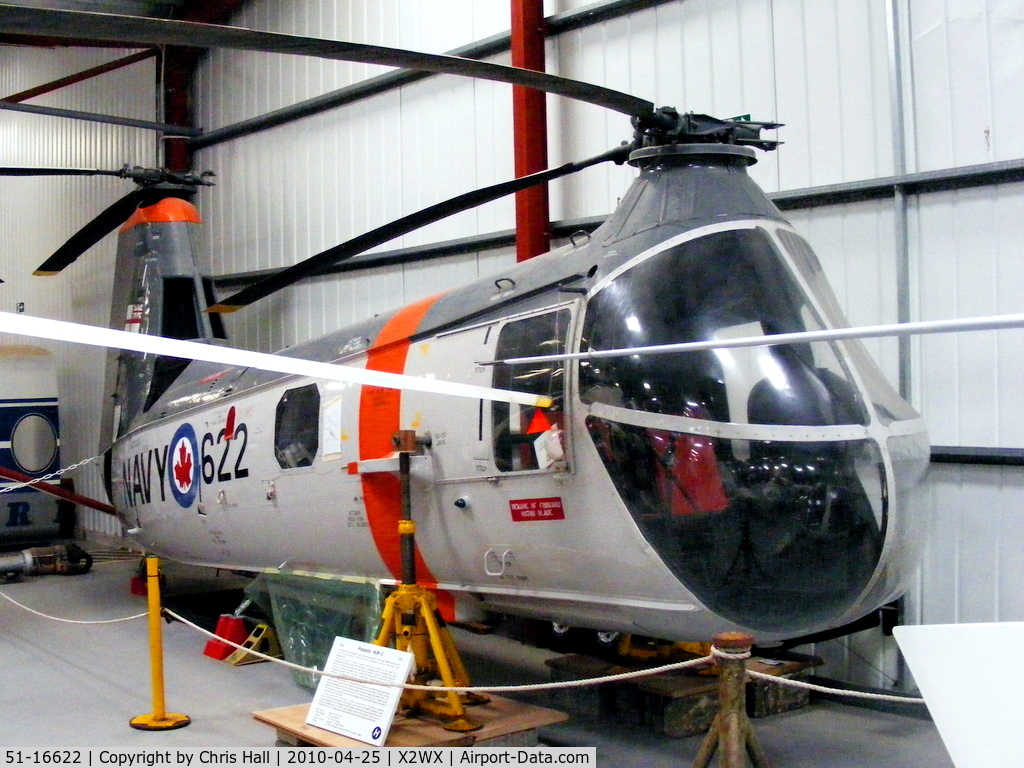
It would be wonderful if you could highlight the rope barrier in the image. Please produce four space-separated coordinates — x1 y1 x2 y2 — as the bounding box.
0 588 147 624
711 645 751 662
708 642 925 705
0 565 928 707
164 608 715 693
745 668 926 705
164 609 928 704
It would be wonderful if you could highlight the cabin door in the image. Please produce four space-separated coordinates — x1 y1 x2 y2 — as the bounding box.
402 321 499 586
415 306 576 592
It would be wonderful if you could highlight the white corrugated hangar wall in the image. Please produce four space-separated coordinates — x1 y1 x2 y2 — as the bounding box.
2 0 1023 691
0 45 157 538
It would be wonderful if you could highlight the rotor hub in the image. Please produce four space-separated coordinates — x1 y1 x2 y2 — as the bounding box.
632 108 781 153
628 142 758 168
116 166 216 190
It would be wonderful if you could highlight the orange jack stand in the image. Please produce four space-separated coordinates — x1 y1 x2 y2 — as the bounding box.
692 632 769 768
372 431 487 732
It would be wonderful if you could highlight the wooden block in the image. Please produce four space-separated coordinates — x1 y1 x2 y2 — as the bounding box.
747 656 819 678
633 656 819 737
544 654 626 718
746 655 819 718
748 671 810 718
635 671 720 738
634 671 718 699
539 651 820 739
253 696 567 748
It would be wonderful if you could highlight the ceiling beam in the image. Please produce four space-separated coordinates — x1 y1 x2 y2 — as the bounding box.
3 48 157 102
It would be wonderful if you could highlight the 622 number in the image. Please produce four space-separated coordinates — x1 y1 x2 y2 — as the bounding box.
201 423 250 483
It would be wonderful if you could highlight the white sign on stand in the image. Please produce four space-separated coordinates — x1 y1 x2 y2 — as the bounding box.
894 622 1024 768
306 637 415 746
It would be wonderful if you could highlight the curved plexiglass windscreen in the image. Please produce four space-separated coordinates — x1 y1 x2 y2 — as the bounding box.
777 228 921 425
580 227 887 632
580 227 868 427
587 417 884 631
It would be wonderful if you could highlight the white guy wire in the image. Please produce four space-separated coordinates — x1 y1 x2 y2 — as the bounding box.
493 312 1024 366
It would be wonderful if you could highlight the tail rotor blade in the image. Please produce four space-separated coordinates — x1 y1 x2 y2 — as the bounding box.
33 188 149 275
0 167 124 177
209 145 630 312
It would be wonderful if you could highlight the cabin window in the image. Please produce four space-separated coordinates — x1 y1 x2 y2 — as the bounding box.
492 309 570 472
585 415 884 631
275 384 320 468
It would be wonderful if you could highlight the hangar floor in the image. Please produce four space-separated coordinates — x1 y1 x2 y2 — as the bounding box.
0 553 954 767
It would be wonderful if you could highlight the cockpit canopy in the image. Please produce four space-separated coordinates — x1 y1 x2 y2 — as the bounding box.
580 226 868 427
580 224 925 633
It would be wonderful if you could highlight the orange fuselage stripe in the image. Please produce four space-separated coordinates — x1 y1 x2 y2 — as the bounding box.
120 197 201 232
358 293 455 618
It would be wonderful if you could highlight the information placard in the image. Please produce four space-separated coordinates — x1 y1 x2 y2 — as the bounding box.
305 637 414 746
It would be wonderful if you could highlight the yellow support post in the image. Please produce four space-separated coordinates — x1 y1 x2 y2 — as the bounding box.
130 556 191 731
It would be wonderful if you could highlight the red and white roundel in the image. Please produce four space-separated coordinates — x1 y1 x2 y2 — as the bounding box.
169 423 199 507
171 436 194 491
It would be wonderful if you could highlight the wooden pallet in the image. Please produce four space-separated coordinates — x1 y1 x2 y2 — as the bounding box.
253 695 567 747
545 652 820 738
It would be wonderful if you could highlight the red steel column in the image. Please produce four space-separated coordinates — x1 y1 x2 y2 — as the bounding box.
162 51 193 172
511 0 550 262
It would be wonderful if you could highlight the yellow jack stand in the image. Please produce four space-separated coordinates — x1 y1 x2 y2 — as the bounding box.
374 581 488 732
372 431 487 732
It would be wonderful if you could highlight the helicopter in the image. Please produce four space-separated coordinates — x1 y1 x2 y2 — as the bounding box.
0 4 940 645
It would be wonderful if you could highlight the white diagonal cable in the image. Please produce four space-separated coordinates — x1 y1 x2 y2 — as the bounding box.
494 312 1024 366
0 311 551 408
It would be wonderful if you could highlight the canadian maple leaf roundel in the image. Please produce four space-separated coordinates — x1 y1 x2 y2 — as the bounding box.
173 440 194 491
167 423 199 507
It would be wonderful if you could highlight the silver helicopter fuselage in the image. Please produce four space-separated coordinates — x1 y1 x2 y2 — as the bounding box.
108 144 929 641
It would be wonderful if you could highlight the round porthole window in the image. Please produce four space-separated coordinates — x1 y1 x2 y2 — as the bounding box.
11 413 58 474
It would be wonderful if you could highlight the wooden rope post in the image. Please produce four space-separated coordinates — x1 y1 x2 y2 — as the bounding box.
692 632 770 768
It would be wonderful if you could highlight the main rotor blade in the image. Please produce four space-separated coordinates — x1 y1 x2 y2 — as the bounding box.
0 4 655 119
491 313 1024 365
0 167 124 177
0 311 552 408
208 145 631 313
33 188 152 275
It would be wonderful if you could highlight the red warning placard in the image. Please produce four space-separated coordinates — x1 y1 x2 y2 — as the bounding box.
509 497 565 522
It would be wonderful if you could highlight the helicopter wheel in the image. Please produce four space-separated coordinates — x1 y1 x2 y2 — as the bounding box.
545 621 585 652
595 629 621 649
